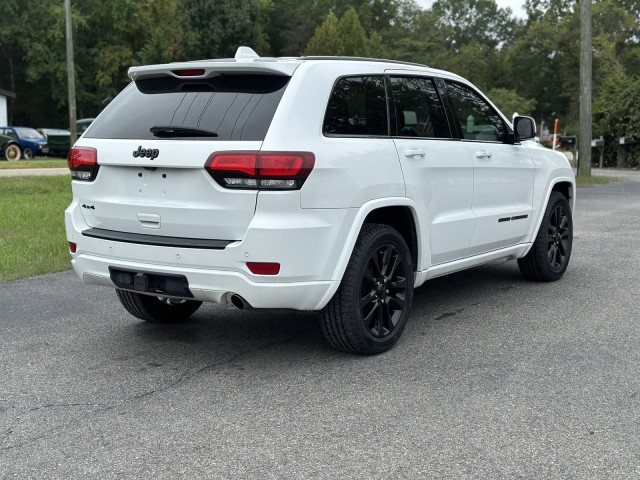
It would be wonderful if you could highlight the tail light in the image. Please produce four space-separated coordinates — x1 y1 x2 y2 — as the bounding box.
68 147 99 181
205 151 315 190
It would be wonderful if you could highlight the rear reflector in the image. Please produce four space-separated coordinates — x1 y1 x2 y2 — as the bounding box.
69 242 77 253
68 147 99 181
247 262 280 275
205 151 315 190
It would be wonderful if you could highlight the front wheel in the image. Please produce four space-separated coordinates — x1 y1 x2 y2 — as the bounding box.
116 289 202 323
4 143 21 161
321 223 414 355
518 191 573 281
22 147 34 160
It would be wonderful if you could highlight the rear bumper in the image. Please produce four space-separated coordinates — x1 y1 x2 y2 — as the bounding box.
72 253 337 310
65 197 356 310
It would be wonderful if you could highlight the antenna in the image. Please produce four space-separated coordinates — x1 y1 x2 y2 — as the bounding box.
235 46 260 61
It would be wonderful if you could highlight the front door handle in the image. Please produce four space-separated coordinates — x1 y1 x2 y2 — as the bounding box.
474 150 492 159
404 148 426 158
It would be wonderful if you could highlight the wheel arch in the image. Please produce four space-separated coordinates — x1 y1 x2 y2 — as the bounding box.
551 180 574 212
363 206 419 272
315 198 421 310
522 177 575 256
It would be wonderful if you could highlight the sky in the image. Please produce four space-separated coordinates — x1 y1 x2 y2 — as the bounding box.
416 0 527 18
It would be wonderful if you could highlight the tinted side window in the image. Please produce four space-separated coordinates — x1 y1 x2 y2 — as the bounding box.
445 81 507 142
389 76 451 138
323 76 388 136
85 74 289 141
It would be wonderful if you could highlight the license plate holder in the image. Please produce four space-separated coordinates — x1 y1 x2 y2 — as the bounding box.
109 268 193 298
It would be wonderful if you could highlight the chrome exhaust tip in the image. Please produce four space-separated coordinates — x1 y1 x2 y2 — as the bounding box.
228 293 252 310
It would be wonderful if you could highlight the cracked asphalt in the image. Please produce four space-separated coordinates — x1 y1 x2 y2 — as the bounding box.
2 178 640 478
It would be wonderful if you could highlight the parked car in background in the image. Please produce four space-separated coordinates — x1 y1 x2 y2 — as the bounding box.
76 118 95 136
0 127 48 159
0 133 21 161
38 128 71 158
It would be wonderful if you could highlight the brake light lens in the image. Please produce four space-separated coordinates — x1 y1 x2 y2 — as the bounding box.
172 69 205 77
67 147 99 181
205 151 315 190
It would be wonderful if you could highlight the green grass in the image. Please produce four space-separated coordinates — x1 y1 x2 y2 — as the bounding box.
576 175 619 187
0 158 68 169
0 175 72 282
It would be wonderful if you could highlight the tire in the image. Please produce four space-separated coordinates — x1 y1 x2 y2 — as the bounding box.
4 143 21 162
115 289 202 323
518 191 573 281
22 147 34 160
321 223 414 355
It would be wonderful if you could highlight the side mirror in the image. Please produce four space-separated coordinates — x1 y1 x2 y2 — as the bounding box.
513 116 536 141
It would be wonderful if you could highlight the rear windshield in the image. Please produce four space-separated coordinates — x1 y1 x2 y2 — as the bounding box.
85 74 290 141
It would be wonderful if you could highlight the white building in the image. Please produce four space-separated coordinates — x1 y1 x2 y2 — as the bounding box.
0 88 16 126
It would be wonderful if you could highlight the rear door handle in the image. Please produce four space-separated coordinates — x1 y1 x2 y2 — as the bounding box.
474 150 492 159
404 148 426 158
137 213 161 229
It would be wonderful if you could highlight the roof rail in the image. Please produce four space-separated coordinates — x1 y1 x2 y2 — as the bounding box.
298 56 428 68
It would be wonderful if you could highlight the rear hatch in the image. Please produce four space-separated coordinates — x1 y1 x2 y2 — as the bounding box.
75 61 297 242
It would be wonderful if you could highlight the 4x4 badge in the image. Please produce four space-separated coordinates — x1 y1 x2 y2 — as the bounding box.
133 146 159 160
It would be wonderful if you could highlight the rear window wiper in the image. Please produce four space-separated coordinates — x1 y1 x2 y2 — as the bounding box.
150 125 219 138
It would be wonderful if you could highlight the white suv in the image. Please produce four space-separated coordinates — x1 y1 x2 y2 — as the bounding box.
65 47 575 355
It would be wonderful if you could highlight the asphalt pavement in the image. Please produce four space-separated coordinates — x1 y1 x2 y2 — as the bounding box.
2 179 640 478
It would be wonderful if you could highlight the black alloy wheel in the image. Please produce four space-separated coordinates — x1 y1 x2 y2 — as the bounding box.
321 223 414 355
360 243 409 339
547 202 570 271
518 191 573 282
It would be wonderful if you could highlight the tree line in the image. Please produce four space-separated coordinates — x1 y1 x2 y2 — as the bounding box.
1 0 639 165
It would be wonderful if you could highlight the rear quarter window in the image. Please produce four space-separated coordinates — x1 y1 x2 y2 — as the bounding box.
85 74 290 141
323 76 388 136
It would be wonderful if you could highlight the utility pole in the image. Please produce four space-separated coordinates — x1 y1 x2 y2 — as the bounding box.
578 0 592 177
65 0 77 145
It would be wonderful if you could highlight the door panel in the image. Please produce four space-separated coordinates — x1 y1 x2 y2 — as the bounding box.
396 139 475 265
466 142 534 255
388 75 475 267
443 80 534 254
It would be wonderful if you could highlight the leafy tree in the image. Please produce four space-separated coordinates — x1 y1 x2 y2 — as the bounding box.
594 76 640 166
432 0 518 51
177 0 261 59
504 2 578 127
368 31 385 58
136 0 180 65
264 0 320 56
486 88 537 117
254 0 275 55
338 8 369 56
305 12 344 55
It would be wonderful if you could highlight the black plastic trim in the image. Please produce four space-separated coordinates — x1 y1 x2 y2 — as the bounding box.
109 267 193 298
82 228 235 249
